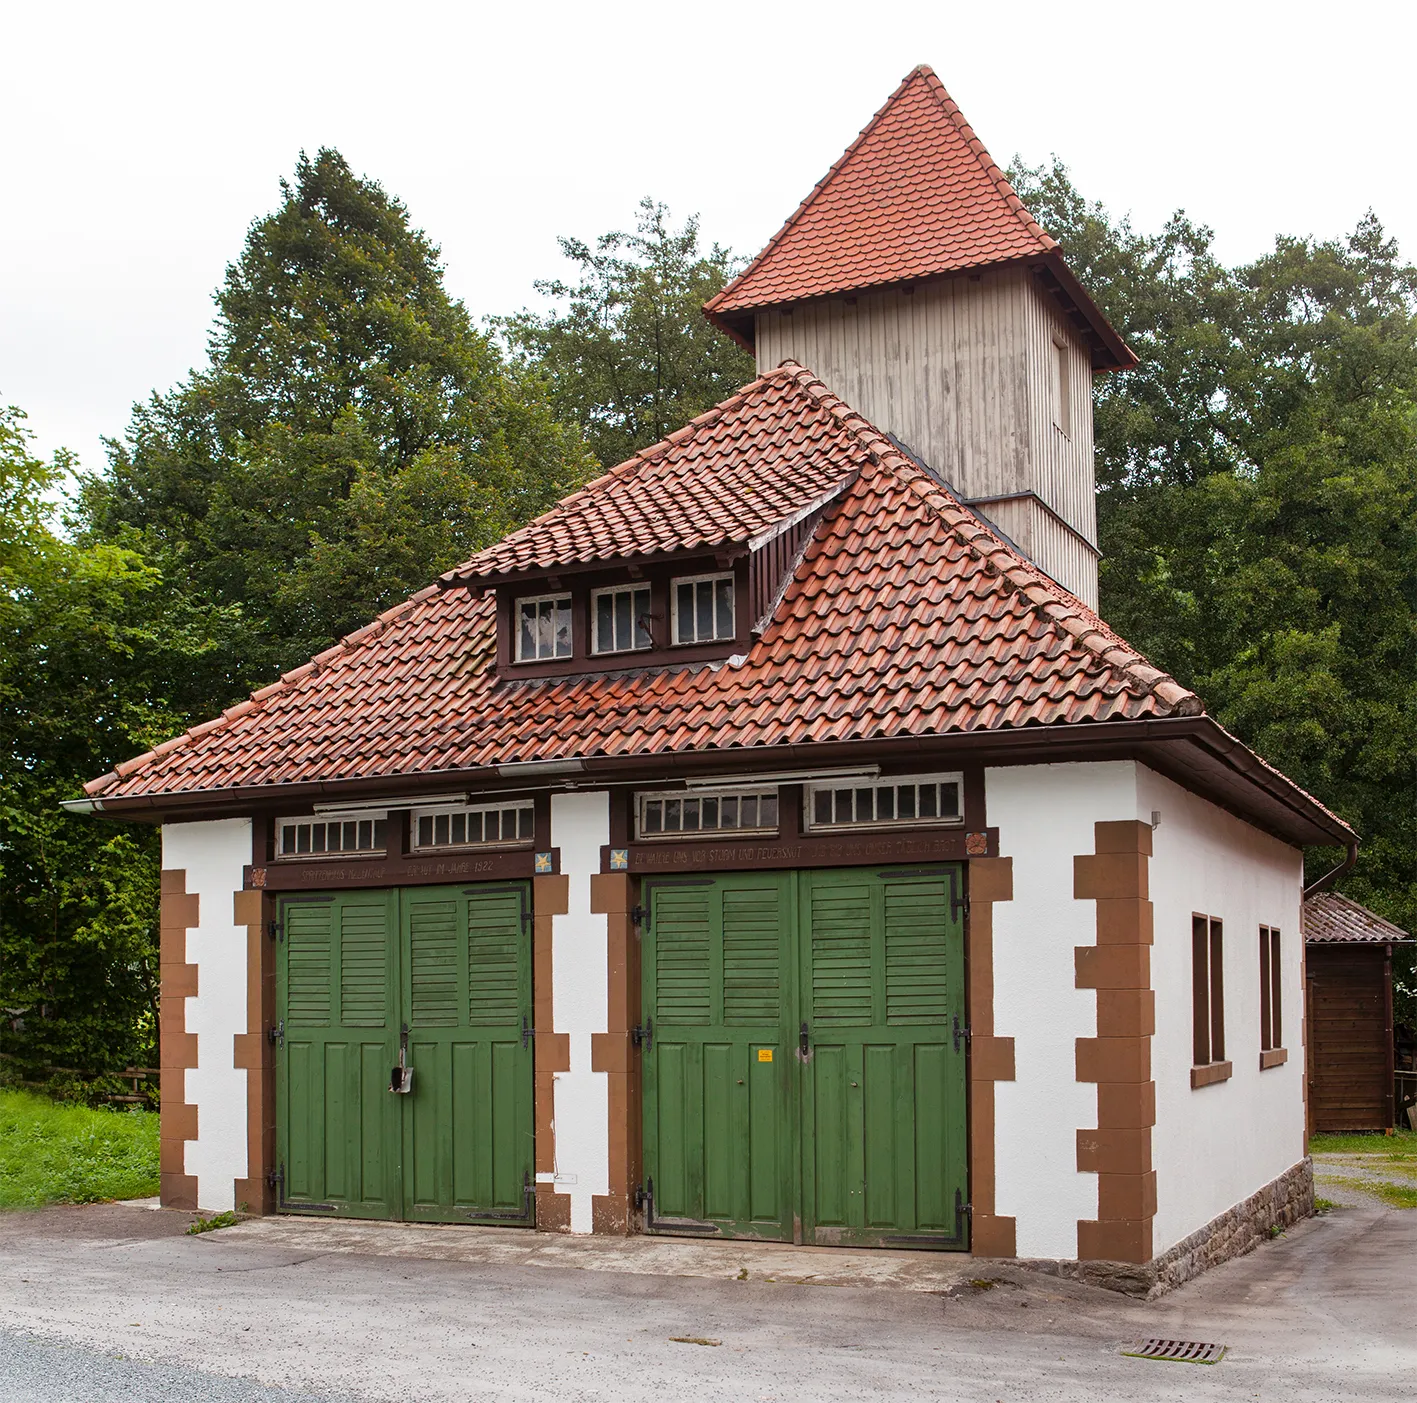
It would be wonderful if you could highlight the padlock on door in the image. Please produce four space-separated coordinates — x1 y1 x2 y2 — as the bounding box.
390 1023 414 1094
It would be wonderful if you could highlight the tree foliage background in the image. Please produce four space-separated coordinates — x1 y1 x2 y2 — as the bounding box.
3 145 1413 1085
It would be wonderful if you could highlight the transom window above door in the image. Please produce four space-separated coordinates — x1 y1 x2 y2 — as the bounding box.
805 774 964 830
277 815 387 858
593 584 652 655
673 573 735 645
516 594 572 661
412 801 535 850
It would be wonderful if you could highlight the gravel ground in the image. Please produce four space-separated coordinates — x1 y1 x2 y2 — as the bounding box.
0 1197 1413 1402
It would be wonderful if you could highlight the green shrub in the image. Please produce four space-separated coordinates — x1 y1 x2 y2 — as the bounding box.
0 1089 158 1208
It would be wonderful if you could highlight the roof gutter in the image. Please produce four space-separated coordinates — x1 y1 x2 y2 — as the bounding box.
1302 839 1361 902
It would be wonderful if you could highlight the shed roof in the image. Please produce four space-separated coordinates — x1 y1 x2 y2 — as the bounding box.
703 65 1134 369
1304 892 1412 945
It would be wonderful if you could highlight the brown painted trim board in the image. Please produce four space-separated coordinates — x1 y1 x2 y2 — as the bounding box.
1074 820 1156 1265
967 856 1016 1258
159 870 201 1210
589 873 638 1234
231 888 274 1212
533 875 572 1230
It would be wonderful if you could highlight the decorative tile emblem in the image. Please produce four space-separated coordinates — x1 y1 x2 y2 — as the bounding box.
248 866 267 889
534 851 554 874
609 848 629 871
965 832 989 856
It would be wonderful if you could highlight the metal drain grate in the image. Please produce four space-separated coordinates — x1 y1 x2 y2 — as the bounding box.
1122 1338 1226 1365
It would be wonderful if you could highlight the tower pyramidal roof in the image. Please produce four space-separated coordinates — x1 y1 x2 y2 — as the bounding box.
705 65 1134 370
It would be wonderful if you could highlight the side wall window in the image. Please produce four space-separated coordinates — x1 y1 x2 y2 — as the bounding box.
1259 925 1283 1052
1192 914 1226 1066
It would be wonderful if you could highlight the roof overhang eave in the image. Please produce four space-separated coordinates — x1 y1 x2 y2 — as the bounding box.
74 714 1355 851
439 541 754 591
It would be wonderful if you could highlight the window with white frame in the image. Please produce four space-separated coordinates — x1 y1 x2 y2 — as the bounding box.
804 774 963 831
516 594 572 661
672 573 735 645
412 801 535 850
637 788 778 838
278 815 387 858
592 583 652 655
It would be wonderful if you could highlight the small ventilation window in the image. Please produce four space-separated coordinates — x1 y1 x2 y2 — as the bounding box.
516 594 572 661
1051 333 1071 436
672 573 735 645
638 788 778 839
412 801 535 850
592 584 652 655
278 817 386 858
804 774 963 831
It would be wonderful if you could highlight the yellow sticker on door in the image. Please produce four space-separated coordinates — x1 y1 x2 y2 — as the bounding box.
757 1049 773 1062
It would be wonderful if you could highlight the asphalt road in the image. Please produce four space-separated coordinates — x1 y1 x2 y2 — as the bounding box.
0 1198 1411 1402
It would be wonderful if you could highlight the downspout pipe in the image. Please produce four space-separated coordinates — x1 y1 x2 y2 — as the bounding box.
1302 838 1360 901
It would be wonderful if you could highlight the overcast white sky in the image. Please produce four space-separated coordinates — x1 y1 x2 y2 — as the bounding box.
4 0 1414 473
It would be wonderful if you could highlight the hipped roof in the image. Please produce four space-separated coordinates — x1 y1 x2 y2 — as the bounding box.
80 363 1352 851
704 65 1134 370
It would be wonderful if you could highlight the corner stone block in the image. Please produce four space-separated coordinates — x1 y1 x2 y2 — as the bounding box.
971 1214 1017 1258
1073 852 1148 901
1075 945 1150 991
1093 820 1153 856
1078 1216 1153 1265
232 889 264 926
1098 1170 1159 1222
1077 1127 1153 1175
589 873 633 914
1097 1081 1157 1130
1094 898 1154 946
1075 1036 1151 1085
971 1036 1016 1082
1096 989 1156 1038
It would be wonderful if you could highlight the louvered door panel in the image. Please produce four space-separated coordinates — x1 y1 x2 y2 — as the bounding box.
643 875 792 1240
402 884 532 1226
278 892 397 1219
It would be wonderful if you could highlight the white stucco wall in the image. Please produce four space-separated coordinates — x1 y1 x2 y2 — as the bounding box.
547 791 611 1232
161 818 252 1213
1139 765 1306 1254
988 761 1138 1258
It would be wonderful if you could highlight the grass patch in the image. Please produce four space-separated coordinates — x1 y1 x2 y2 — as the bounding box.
0 1089 158 1208
1320 1174 1417 1209
1309 1129 1417 1159
1313 1197 1337 1214
186 1211 239 1234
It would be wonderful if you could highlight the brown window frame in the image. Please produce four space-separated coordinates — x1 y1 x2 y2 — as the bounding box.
1258 925 1286 1068
1191 913 1232 1087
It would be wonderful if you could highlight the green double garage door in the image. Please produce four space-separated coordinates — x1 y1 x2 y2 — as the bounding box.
642 866 969 1248
275 883 534 1223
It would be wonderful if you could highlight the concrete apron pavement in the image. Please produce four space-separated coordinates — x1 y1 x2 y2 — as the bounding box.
220 1214 1007 1292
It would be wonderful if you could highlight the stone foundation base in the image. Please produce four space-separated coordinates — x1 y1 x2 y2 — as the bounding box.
1017 1158 1314 1298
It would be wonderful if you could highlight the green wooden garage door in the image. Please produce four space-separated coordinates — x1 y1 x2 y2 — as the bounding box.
641 867 968 1248
276 883 534 1224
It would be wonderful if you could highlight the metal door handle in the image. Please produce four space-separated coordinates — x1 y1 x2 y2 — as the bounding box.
797 1021 811 1062
391 1022 414 1093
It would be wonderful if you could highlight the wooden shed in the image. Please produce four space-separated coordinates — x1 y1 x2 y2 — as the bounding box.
1304 892 1412 1132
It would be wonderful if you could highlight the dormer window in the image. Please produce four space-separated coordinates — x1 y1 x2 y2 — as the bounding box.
517 593 572 661
673 573 735 645
593 584 652 655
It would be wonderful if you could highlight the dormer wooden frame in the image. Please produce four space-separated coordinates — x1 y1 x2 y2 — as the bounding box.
491 552 753 680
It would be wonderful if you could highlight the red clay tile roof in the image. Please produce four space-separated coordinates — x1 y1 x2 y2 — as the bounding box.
1304 892 1412 944
704 65 1133 370
86 363 1204 803
440 375 859 582
707 65 1052 317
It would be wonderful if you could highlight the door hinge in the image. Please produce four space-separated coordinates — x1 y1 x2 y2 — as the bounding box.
268 1019 284 1048
955 1187 972 1239
522 1014 534 1050
267 1162 284 1193
631 1017 653 1053
953 1015 971 1054
634 1181 649 1213
629 905 647 929
268 918 282 942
